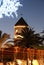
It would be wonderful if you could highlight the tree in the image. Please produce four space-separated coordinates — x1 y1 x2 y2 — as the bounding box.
0 30 2 38
0 30 10 48
0 30 10 65
19 28 43 48
41 30 44 40
0 30 15 65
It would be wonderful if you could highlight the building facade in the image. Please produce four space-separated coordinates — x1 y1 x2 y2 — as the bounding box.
0 17 44 65
13 17 44 65
14 17 29 41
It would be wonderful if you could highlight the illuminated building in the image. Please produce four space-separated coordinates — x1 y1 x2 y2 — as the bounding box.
0 17 44 65
13 17 44 65
14 17 29 41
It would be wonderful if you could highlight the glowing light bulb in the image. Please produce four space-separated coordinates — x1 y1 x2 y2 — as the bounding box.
17 59 22 65
32 60 39 65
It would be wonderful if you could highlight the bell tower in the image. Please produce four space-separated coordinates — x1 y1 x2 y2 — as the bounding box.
14 17 29 41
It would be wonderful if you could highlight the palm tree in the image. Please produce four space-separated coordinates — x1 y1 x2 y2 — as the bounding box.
41 30 44 40
19 28 43 65
19 28 43 48
0 30 11 65
0 30 10 48
0 30 2 38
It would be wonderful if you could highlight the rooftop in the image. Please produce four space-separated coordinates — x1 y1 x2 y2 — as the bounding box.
15 17 28 26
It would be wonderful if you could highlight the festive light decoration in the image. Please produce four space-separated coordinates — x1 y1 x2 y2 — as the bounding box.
0 0 22 18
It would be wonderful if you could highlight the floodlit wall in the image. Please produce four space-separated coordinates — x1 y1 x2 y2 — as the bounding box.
0 47 44 65
13 47 44 65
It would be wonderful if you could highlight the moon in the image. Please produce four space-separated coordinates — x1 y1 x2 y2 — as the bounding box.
0 0 22 18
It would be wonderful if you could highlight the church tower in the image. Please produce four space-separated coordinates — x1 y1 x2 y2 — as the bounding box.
14 17 29 41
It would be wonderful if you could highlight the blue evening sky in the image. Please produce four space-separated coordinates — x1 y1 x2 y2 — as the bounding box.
0 0 44 38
